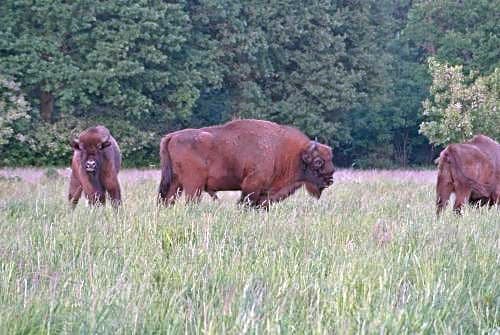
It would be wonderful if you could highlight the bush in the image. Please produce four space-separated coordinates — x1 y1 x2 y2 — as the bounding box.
0 114 161 167
420 59 500 145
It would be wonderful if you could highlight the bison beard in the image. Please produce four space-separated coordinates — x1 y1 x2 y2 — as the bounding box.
158 119 335 208
68 125 122 208
436 134 500 215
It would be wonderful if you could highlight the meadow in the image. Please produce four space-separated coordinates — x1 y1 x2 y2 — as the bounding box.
0 169 498 334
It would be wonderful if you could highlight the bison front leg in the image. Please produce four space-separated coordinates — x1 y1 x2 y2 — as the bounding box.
238 193 267 210
68 173 83 209
104 176 122 208
239 174 268 208
86 192 106 206
266 183 304 204
107 186 121 208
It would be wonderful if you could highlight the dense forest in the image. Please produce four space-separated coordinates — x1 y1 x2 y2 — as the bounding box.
1 0 498 168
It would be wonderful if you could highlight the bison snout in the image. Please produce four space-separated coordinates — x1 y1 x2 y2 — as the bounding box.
322 170 334 185
85 160 97 172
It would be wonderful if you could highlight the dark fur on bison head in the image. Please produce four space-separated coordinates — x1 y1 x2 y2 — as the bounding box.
71 127 112 175
301 141 335 198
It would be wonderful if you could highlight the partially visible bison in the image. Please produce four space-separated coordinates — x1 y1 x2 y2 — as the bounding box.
68 126 122 208
436 134 500 214
158 119 335 208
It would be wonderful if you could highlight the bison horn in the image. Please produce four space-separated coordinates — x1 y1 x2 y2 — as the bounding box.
307 141 317 153
302 141 317 164
100 134 112 149
71 138 80 150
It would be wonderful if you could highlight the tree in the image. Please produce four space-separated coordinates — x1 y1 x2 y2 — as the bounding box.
404 0 500 74
1 0 498 167
0 75 31 147
383 0 500 164
420 58 499 145
189 0 394 148
0 0 220 123
0 0 220 165
339 0 433 168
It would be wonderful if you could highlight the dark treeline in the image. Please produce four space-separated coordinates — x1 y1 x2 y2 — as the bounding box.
0 0 498 168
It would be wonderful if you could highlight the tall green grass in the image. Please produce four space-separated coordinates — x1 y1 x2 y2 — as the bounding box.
0 173 498 334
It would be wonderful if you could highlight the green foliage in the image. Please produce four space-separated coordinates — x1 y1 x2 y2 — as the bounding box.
0 0 221 166
0 0 499 167
191 0 392 145
0 75 31 147
420 58 500 145
0 114 160 166
339 0 432 168
404 0 499 74
0 0 218 120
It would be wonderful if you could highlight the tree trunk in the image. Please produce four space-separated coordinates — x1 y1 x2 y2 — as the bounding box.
402 131 409 168
40 91 54 123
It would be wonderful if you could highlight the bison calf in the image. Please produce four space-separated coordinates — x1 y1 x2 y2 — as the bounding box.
68 125 122 208
158 119 335 208
436 134 500 215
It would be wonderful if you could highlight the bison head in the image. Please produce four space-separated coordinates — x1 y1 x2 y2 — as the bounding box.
301 141 335 198
71 129 112 175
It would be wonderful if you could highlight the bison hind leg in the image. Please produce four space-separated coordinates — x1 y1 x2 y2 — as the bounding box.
469 197 489 208
453 188 472 215
207 190 219 201
183 183 204 203
158 181 183 206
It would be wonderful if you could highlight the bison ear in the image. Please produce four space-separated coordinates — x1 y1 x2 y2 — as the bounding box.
71 139 80 150
101 140 111 149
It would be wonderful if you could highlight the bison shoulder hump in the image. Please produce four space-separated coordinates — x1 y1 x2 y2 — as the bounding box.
172 130 214 150
194 131 214 144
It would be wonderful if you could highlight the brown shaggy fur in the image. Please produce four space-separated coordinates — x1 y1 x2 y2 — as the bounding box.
436 134 500 215
68 126 122 208
158 119 335 208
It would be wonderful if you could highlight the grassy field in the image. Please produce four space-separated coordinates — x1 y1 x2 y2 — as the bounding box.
0 169 498 334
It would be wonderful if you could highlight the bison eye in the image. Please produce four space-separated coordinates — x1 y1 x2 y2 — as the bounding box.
313 157 324 169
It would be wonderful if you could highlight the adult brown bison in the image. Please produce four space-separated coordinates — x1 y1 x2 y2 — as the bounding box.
436 134 500 215
158 119 335 208
68 125 122 208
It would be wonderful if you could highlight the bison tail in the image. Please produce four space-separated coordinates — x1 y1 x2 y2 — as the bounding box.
158 135 173 204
